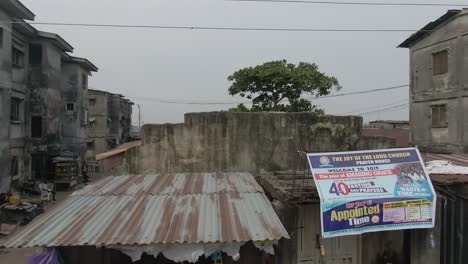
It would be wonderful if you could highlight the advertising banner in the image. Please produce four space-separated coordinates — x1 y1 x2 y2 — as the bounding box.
307 148 436 238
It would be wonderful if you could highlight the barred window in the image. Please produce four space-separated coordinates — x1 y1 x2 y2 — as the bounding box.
431 104 447 128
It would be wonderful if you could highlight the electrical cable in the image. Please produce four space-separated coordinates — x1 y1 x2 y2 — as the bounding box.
227 0 468 7
354 103 408 116
1 21 445 33
125 84 408 105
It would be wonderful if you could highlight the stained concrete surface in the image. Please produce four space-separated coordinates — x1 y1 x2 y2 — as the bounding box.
137 112 363 174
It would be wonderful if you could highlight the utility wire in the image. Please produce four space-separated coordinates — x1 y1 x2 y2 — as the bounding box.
127 96 246 105
228 0 468 7
2 21 444 33
336 98 407 115
126 84 408 105
310 84 408 100
355 103 408 116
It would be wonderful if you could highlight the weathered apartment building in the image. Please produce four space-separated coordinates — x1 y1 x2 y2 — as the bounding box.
0 0 97 192
399 9 468 153
86 89 133 159
368 120 409 129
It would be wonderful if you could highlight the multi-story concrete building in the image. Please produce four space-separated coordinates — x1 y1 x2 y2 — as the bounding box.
0 0 98 191
368 120 409 129
61 55 98 161
399 9 468 153
0 0 35 192
86 89 133 159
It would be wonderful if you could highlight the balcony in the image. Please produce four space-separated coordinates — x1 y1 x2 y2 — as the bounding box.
27 65 45 88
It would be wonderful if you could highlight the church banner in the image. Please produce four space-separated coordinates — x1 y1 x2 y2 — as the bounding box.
307 148 436 238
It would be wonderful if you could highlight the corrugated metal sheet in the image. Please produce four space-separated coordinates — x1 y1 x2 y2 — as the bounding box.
73 173 263 196
430 174 468 185
424 153 468 167
423 153 468 184
95 141 141 161
3 173 289 248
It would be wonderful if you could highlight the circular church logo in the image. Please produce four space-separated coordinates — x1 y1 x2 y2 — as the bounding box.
319 156 330 165
371 215 380 224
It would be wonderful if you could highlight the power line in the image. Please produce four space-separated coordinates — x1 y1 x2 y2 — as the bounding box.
337 98 407 115
355 103 408 116
228 0 468 7
127 84 408 105
2 21 442 33
127 96 247 105
311 84 408 99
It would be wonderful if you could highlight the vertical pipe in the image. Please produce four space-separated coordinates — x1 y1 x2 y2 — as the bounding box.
450 200 455 264
442 199 447 263
456 199 463 264
137 104 141 134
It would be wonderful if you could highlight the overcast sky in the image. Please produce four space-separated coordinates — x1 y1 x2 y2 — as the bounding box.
21 0 458 124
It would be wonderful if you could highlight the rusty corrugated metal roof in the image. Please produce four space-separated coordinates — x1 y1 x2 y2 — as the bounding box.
2 173 289 248
95 141 141 161
423 153 468 184
73 173 263 196
424 153 468 167
430 174 468 185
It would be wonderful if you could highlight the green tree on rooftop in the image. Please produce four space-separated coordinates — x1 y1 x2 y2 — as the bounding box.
227 60 341 113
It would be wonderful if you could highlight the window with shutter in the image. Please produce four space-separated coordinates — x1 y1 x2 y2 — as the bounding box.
431 104 447 128
432 50 448 75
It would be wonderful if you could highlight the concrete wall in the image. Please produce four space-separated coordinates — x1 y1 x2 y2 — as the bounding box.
97 153 126 175
409 10 468 153
0 9 13 192
369 121 409 129
136 112 362 173
109 94 121 138
359 135 398 150
86 90 133 160
28 40 64 156
120 99 132 142
363 128 410 148
61 62 89 160
87 90 109 158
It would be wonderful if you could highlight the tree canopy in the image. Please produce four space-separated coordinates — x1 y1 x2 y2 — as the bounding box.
227 60 340 113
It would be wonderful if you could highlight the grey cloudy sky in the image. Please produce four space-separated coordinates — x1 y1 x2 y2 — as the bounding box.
21 0 457 124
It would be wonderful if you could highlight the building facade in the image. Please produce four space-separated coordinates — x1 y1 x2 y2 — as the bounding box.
0 0 35 192
368 120 409 129
399 9 468 153
61 55 98 161
86 89 133 160
0 0 98 191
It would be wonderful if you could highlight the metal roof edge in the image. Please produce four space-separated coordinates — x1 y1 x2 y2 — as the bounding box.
398 10 462 48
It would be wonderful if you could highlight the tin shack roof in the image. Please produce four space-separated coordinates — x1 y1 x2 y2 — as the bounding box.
423 152 468 167
2 173 289 248
95 141 141 161
423 153 468 185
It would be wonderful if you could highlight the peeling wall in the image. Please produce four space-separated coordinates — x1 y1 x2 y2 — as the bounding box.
409 11 468 153
28 41 64 157
87 90 109 159
0 9 13 192
61 62 89 160
86 90 133 160
136 112 362 174
359 135 397 150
